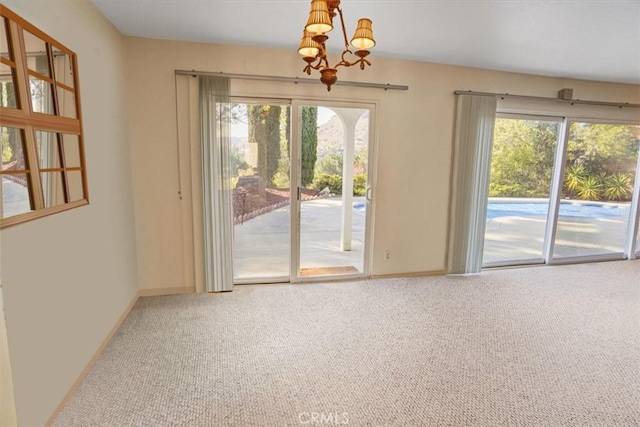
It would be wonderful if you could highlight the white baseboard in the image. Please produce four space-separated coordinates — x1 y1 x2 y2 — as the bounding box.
138 286 195 297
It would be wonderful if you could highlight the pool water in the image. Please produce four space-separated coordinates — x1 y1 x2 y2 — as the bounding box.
353 199 628 219
487 201 629 220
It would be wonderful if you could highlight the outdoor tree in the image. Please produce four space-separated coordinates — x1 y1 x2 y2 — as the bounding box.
230 103 247 125
315 152 343 176
315 149 368 177
271 107 291 189
301 106 318 187
490 120 639 202
489 119 557 197
563 123 638 201
566 123 637 173
248 104 281 187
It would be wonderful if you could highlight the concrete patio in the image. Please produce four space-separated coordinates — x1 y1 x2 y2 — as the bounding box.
484 209 636 264
234 196 639 280
233 197 367 281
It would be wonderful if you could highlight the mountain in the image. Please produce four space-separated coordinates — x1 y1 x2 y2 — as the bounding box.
316 111 370 160
230 109 370 163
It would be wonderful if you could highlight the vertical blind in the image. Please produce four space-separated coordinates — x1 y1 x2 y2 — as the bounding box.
448 94 497 274
199 76 234 292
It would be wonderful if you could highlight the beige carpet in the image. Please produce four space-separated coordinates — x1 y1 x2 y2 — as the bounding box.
54 261 640 426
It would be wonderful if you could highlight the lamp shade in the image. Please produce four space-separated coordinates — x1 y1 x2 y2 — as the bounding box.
350 18 375 50
305 0 333 34
298 30 321 57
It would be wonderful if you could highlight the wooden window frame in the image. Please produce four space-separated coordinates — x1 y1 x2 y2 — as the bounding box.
0 5 88 229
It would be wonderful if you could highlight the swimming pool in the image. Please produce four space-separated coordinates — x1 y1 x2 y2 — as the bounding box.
487 200 629 220
353 202 366 211
353 199 629 219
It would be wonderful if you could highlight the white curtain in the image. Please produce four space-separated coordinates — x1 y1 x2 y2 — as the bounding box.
448 94 497 274
199 76 234 292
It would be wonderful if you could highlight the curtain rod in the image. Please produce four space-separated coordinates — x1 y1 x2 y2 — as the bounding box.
175 69 409 91
454 90 640 109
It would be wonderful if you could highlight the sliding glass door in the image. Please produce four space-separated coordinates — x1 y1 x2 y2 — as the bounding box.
293 104 372 278
483 116 560 265
552 122 640 260
230 99 374 283
231 100 292 282
483 116 640 267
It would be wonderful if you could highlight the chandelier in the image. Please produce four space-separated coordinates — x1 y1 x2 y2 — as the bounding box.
298 0 376 91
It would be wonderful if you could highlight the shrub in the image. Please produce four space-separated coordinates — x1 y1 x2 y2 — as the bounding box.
564 164 587 197
271 169 289 189
311 173 368 196
315 153 343 176
353 173 366 196
577 175 602 200
604 173 631 201
312 174 342 195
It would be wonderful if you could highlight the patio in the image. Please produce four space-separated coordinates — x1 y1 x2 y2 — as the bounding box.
234 196 638 279
233 197 367 281
484 205 635 264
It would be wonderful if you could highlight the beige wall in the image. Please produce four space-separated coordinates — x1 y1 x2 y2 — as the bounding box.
0 286 17 427
126 37 640 292
0 1 138 425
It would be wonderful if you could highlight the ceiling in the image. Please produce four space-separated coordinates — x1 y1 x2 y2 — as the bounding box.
91 0 640 85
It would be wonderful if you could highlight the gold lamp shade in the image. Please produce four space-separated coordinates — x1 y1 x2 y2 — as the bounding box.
298 0 375 90
298 30 321 57
305 0 333 34
350 18 375 50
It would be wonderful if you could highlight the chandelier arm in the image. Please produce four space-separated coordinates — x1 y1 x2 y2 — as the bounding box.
334 58 353 69
313 57 326 70
304 54 328 74
337 6 350 50
359 58 372 70
334 55 373 70
343 47 354 62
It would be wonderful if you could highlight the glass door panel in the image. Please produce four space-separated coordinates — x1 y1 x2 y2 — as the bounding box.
297 105 370 277
483 117 560 265
552 123 639 259
231 101 291 282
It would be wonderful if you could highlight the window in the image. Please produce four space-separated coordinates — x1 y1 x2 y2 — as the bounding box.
0 6 87 229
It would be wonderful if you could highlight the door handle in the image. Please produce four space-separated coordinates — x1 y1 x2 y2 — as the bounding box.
365 187 373 202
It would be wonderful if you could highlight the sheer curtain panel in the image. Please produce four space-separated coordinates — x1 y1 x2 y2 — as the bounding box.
448 94 497 274
199 76 234 292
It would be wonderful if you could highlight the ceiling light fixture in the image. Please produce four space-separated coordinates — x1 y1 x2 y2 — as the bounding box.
298 0 375 91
